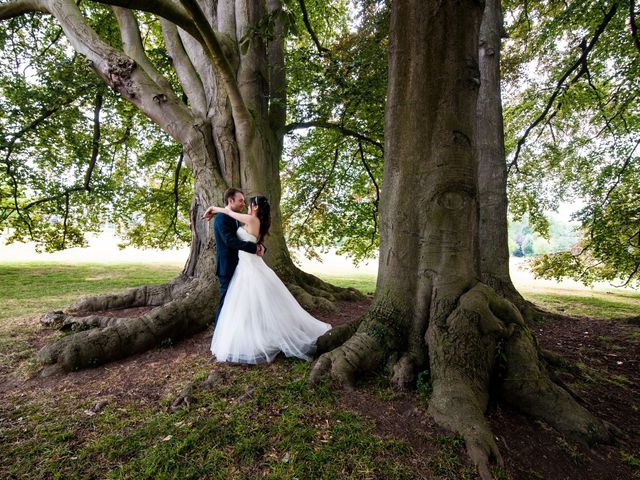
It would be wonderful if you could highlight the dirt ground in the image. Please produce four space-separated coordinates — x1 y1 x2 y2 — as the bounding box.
1 298 639 479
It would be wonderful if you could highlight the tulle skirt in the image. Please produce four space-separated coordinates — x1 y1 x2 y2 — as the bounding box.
210 251 332 364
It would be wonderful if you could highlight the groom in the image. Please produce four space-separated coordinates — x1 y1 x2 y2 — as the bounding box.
203 188 265 324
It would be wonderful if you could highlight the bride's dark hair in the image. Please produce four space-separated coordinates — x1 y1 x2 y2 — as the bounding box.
250 195 271 243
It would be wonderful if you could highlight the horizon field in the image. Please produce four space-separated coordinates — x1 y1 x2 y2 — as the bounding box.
1 231 639 321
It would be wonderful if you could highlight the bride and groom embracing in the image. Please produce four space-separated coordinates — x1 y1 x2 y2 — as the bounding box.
202 188 331 364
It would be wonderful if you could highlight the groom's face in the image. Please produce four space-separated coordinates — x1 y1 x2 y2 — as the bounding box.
227 193 245 213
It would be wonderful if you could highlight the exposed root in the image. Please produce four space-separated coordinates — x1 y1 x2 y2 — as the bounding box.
309 330 384 388
315 317 364 354
310 279 619 478
427 283 516 478
309 297 407 388
500 326 620 445
59 312 148 332
37 276 216 376
282 264 364 312
389 352 420 390
429 379 503 480
481 273 538 324
67 276 191 313
427 281 618 478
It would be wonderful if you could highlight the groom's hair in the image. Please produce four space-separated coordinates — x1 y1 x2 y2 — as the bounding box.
224 188 243 205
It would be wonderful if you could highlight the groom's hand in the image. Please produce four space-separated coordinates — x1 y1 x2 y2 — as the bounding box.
257 244 265 257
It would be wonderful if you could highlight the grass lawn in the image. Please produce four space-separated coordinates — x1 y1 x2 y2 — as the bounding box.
0 262 181 322
3 262 638 321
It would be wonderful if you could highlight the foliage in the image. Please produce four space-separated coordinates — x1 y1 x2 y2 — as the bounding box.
508 215 579 257
0 8 193 252
0 1 388 262
502 0 640 285
282 0 388 263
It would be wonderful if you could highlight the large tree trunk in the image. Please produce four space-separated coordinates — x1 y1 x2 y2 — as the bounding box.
310 1 616 478
475 0 535 322
0 0 360 375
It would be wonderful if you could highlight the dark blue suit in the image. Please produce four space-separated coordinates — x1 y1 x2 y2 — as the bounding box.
214 213 257 324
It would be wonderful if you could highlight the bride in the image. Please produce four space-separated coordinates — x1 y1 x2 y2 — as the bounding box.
207 195 331 364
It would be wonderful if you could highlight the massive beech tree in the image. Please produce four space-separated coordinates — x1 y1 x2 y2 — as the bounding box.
0 0 360 375
310 0 616 477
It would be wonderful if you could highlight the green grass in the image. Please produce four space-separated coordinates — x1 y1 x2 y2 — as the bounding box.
316 273 377 294
1 363 417 479
0 262 181 322
0 263 418 478
520 290 640 318
0 262 182 378
427 434 476 479
1 261 639 478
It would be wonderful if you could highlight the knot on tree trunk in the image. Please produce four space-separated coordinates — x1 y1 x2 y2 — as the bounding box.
107 53 136 98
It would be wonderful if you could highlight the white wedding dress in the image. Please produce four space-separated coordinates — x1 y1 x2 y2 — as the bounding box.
210 227 332 364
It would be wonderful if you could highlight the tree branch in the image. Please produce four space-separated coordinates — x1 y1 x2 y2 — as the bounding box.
1 90 88 230
62 191 70 248
509 3 618 171
298 0 330 56
112 6 177 97
21 91 104 211
160 148 184 243
295 144 340 234
178 0 252 132
2 104 63 155
85 91 103 190
358 140 379 251
0 0 48 20
285 120 383 151
601 138 640 207
161 18 207 117
88 0 202 42
41 0 193 143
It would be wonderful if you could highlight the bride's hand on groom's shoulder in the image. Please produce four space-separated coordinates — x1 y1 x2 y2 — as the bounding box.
201 205 221 220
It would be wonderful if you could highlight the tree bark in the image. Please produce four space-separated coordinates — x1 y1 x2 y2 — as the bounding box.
310 1 616 478
475 0 535 322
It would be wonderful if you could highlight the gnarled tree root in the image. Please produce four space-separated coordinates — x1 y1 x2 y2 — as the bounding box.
499 326 619 445
36 258 362 375
285 265 364 312
66 276 191 313
309 298 407 387
36 275 217 376
309 282 619 480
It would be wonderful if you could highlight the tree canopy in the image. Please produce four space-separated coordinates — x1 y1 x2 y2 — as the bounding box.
0 5 191 251
502 0 640 286
1 0 639 288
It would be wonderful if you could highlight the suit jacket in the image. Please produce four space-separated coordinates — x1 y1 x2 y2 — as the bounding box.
214 213 257 277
